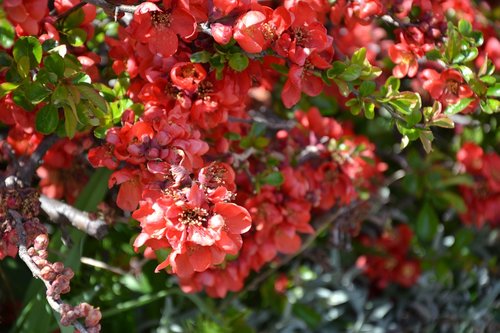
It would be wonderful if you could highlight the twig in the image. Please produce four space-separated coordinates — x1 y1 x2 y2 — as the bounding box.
82 0 137 14
40 195 108 240
16 134 59 185
81 257 127 275
9 210 89 333
56 2 86 21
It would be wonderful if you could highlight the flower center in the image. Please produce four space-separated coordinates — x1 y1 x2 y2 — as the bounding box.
261 23 277 41
293 27 308 46
179 207 209 226
151 11 172 29
447 80 460 95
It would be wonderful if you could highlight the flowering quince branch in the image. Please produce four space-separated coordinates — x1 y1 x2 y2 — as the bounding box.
39 195 108 240
82 0 137 14
0 2 499 332
15 134 59 185
6 198 100 333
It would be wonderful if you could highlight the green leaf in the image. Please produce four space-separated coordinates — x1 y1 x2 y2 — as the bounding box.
26 82 51 104
13 36 42 67
0 82 19 98
262 171 284 186
444 98 474 114
228 53 249 72
334 78 350 97
190 51 211 63
12 89 34 111
0 18 15 49
36 105 59 134
430 116 454 128
327 61 347 78
419 130 433 154
406 107 422 127
416 201 439 242
16 56 30 78
77 83 109 114
67 28 87 47
389 92 421 115
363 101 375 119
458 19 472 36
339 64 362 81
351 47 367 65
486 84 500 97
63 8 85 29
63 106 77 138
359 81 376 97
44 53 65 78
292 303 321 329
425 49 441 61
439 191 467 213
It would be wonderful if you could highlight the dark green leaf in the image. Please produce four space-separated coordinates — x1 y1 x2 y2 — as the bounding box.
26 82 51 104
63 106 77 138
425 49 441 61
439 191 467 213
416 201 439 242
359 81 376 97
12 89 34 111
36 104 59 134
292 303 321 329
44 53 65 78
77 83 109 113
13 36 42 67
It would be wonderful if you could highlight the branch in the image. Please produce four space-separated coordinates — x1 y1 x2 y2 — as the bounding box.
9 210 89 333
82 0 137 14
16 134 59 185
40 195 108 240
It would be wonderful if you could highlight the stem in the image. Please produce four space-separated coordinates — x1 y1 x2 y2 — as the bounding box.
9 209 89 333
40 195 108 240
16 134 59 185
82 0 137 14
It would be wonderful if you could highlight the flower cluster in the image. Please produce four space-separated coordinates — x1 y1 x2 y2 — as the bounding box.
0 186 42 259
356 224 421 289
457 142 500 227
176 107 386 297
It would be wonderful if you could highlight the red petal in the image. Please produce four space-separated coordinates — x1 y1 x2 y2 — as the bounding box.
171 7 196 38
189 246 212 272
214 202 252 234
149 29 178 57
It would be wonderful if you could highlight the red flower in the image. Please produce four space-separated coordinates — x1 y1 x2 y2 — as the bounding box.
281 65 324 108
130 1 196 57
421 69 475 110
170 62 207 93
3 0 48 35
389 43 419 78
